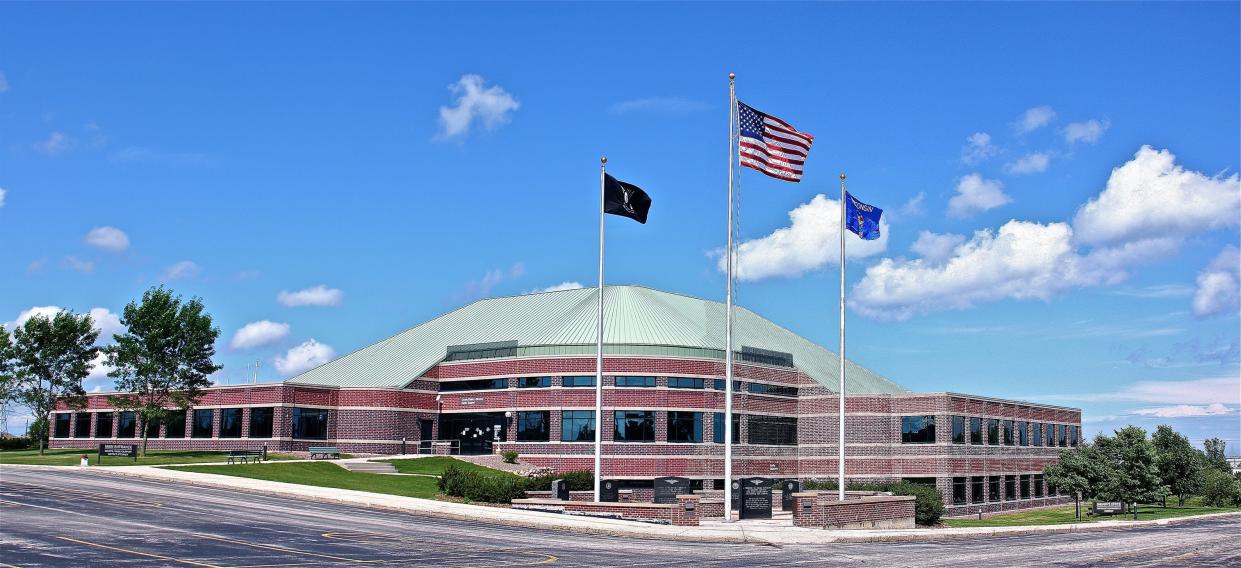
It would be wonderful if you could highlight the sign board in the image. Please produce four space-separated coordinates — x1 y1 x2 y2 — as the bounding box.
653 476 691 504
551 479 569 501
600 480 618 502
780 480 801 510
1093 501 1124 515
740 477 774 519
98 443 137 463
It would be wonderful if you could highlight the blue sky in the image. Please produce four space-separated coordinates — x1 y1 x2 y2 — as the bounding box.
1 3 1238 448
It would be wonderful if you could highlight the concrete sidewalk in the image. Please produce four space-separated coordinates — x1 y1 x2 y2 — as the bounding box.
3 463 1236 545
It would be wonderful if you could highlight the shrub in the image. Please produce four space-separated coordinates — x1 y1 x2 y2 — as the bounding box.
0 437 33 451
524 469 594 492
799 479 944 526
501 450 519 464
438 464 527 503
1201 469 1241 507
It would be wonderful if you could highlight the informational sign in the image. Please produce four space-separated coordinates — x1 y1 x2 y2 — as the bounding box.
551 479 569 501
740 477 774 519
731 480 741 511
780 479 801 510
653 476 691 504
1094 501 1124 515
98 443 137 463
600 480 618 502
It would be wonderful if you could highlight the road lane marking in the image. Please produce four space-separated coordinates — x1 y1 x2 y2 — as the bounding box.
192 534 376 563
55 536 222 568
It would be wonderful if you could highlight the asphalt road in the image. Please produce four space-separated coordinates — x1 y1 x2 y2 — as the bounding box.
0 468 1238 567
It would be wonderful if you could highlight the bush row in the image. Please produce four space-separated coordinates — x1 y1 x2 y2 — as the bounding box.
0 437 33 451
437 464 527 503
802 479 945 526
524 470 594 492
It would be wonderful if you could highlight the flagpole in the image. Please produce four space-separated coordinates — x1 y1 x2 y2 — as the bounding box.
838 172 847 501
594 156 606 503
724 72 736 521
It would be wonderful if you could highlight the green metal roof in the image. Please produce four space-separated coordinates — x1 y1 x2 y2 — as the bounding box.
285 285 909 395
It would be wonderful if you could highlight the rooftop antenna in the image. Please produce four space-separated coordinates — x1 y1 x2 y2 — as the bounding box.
252 359 261 384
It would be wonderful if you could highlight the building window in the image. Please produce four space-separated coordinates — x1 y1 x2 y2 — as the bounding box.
562 376 596 388
1033 474 1045 498
748 415 797 446
988 476 1001 502
249 408 274 438
1002 420 1015 445
53 414 71 438
560 410 595 442
1045 424 1055 447
145 416 161 438
712 412 741 444
74 412 91 438
517 376 552 388
1069 425 1078 447
291 408 328 440
1032 422 1043 446
667 377 705 389
1005 476 1017 501
951 416 966 444
118 411 137 438
1020 474 1031 500
615 376 656 388
713 379 743 391
667 411 702 443
952 477 967 505
900 416 936 444
971 476 985 504
516 411 550 442
191 409 213 438
1058 424 1067 447
747 383 798 397
440 378 507 392
97 412 115 438
219 408 243 438
987 419 999 446
970 417 982 445
164 410 185 438
613 410 655 443
1019 421 1028 446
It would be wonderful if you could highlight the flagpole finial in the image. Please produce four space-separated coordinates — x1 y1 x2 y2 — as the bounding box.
601 156 607 165
729 72 735 80
840 172 846 181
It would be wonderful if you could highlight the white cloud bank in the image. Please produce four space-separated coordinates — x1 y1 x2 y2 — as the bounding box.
1064 119 1110 144
274 339 335 376
948 174 1010 218
61 256 95 273
851 146 1240 320
910 231 966 265
84 226 129 252
1015 105 1056 133
1192 245 1240 318
721 194 889 281
230 320 290 350
5 306 123 342
437 74 519 141
1004 152 1051 175
277 285 343 307
960 132 997 164
1133 403 1234 418
529 282 584 294
162 260 201 280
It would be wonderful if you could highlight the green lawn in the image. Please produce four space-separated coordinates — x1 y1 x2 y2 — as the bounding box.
0 448 299 467
167 461 444 499
943 498 1239 527
381 456 517 478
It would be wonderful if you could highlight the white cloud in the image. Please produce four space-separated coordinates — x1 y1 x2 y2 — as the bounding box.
1072 146 1240 246
0 71 8 93
461 263 527 300
1004 152 1051 175
721 194 889 281
274 339 335 376
33 131 73 155
84 226 130 252
61 256 95 273
0 186 6 207
1192 245 1240 318
9 306 63 330
277 285 343 307
528 281 585 294
230 320 290 350
1015 105 1056 133
609 97 709 115
27 258 47 273
1111 284 1195 299
910 231 966 265
1133 403 1235 418
436 74 519 141
960 132 997 164
1046 376 1239 405
162 260 201 280
894 192 926 219
1064 119 1110 144
948 174 1010 218
88 308 124 342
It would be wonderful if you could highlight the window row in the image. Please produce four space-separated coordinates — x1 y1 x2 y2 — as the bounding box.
949 416 1079 448
437 376 796 395
50 407 324 440
951 474 1054 505
515 410 793 445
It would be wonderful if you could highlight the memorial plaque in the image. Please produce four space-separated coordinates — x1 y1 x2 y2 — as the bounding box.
653 476 691 504
780 480 801 510
600 480 619 502
98 443 137 458
1093 501 1124 515
731 480 741 511
739 477 774 519
551 479 569 501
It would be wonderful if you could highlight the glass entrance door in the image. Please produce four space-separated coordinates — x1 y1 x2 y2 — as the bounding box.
438 412 507 455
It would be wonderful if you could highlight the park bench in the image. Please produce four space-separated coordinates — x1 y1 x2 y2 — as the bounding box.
308 446 341 459
226 450 264 464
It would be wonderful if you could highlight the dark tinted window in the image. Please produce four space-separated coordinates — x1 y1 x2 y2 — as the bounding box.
1019 421 1028 446
952 477 967 505
192 409 213 438
118 411 137 438
971 476 985 504
615 376 656 388
249 408 274 438
562 376 596 388
988 476 1001 502
970 417 982 444
97 412 115 438
220 408 243 438
613 410 655 443
74 413 91 438
1005 475 1017 501
516 411 549 442
145 416 161 438
1058 424 1067 447
517 376 551 388
901 416 936 444
988 419 999 445
1069 425 1078 447
291 408 328 440
667 377 705 389
1020 474 1031 499
54 414 71 438
1032 422 1043 446
748 415 797 446
1002 420 1014 445
164 410 185 438
560 410 595 442
747 383 798 397
1046 424 1055 447
951 416 965 444
712 412 741 444
440 378 507 392
713 379 742 391
667 411 702 443
1033 474 1045 497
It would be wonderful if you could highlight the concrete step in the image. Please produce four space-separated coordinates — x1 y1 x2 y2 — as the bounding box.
340 461 398 474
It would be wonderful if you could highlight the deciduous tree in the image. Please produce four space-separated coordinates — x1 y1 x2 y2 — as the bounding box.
1204 437 1230 473
1096 426 1165 519
9 311 99 454
1152 425 1205 506
1045 442 1110 520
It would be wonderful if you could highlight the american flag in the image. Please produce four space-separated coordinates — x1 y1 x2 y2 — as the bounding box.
737 100 814 182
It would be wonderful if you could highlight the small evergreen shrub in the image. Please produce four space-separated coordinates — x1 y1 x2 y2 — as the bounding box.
524 469 594 492
438 464 527 503
501 450 519 464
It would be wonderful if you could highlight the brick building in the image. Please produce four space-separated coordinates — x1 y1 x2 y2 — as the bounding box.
52 285 1081 512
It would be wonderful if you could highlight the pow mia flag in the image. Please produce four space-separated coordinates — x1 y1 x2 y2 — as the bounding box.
603 174 652 224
